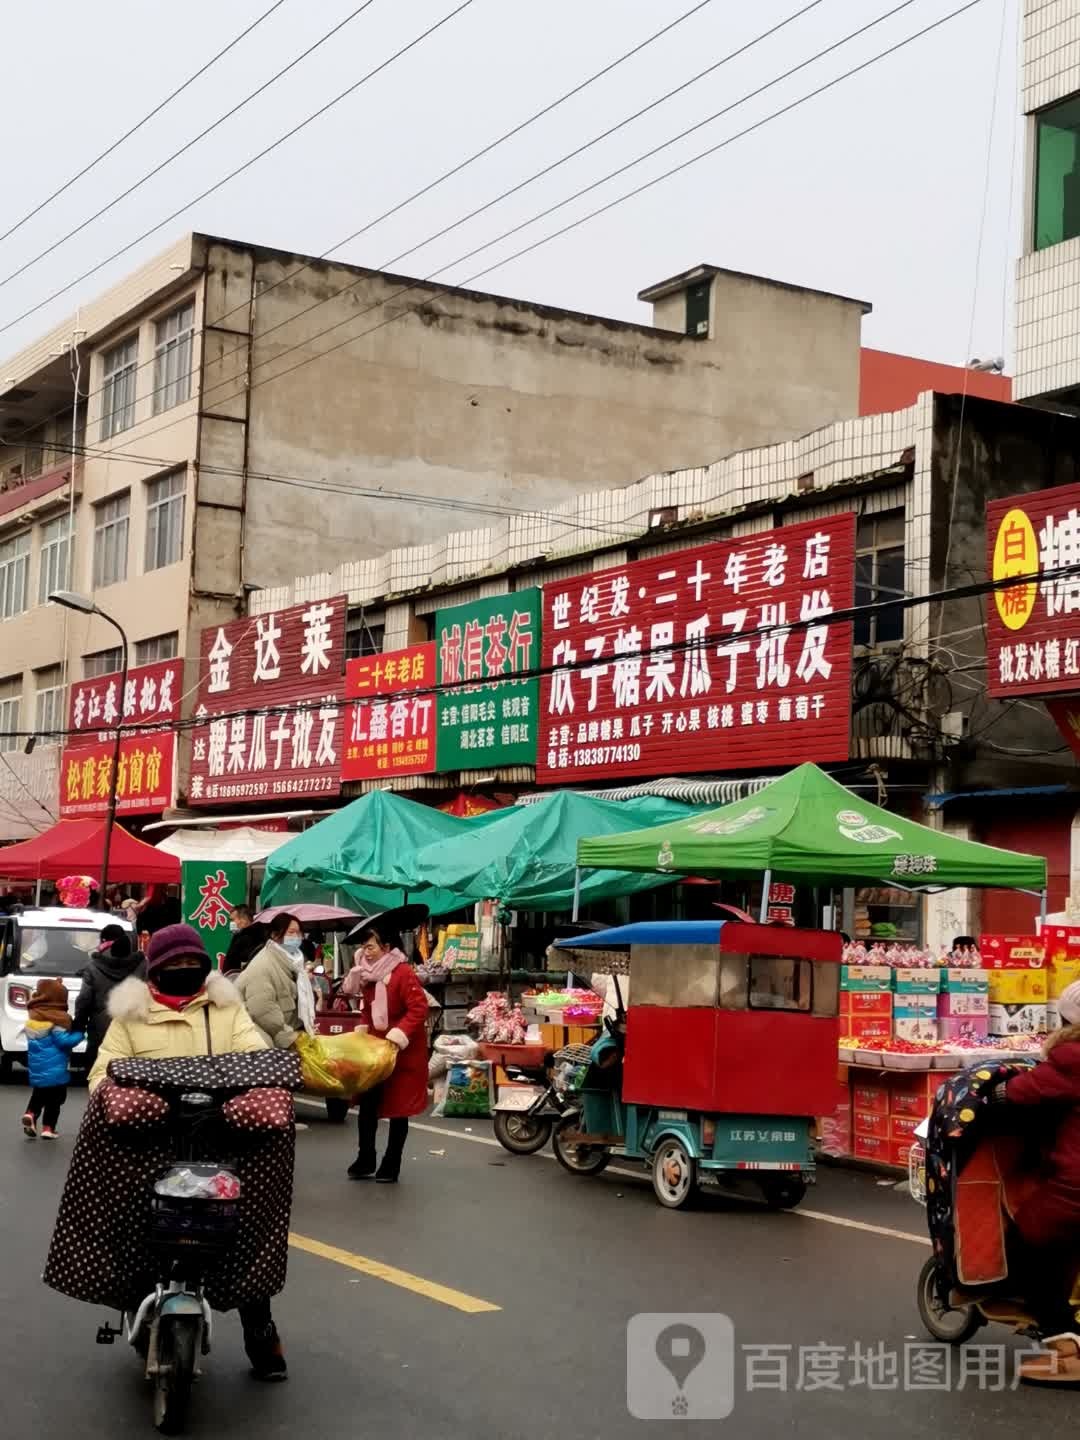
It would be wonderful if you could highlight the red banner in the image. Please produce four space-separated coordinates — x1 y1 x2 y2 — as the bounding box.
187 597 346 806
342 642 436 781
536 513 855 783
59 733 176 817
987 482 1080 698
68 657 183 737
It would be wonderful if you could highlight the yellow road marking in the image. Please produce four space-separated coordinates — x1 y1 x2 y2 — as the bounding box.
288 1231 501 1314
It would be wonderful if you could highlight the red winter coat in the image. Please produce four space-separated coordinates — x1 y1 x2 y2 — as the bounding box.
1007 1037 1080 1244
352 963 430 1119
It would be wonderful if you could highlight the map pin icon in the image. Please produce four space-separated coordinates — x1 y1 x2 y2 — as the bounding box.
656 1322 707 1394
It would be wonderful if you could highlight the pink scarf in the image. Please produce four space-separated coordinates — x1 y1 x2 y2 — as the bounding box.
342 948 405 1030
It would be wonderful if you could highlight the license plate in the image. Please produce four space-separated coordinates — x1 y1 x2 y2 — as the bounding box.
494 1087 544 1112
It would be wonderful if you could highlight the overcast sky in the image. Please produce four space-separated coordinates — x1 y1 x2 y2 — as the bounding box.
0 0 1018 371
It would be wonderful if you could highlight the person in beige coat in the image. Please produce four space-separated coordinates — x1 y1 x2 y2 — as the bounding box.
233 913 306 1049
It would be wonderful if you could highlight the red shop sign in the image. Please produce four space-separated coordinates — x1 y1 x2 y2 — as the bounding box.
59 732 176 818
187 596 346 806
67 657 183 737
536 513 855 784
987 482 1080 698
342 642 437 781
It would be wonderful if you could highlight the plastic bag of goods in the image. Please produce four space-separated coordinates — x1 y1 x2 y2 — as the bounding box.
433 1034 479 1060
295 1031 397 1099
442 1059 494 1118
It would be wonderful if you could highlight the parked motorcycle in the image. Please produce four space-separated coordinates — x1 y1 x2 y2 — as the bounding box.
492 1048 590 1156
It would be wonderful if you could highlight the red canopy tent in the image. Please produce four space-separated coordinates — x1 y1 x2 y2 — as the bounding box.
0 819 180 883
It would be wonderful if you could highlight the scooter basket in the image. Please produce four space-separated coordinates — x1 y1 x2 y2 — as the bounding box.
908 1142 927 1206
148 1194 240 1253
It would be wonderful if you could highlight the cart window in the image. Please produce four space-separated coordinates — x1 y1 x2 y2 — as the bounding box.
748 955 811 1012
717 952 749 1009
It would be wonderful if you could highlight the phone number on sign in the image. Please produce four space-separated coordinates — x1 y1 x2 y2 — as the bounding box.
553 743 642 769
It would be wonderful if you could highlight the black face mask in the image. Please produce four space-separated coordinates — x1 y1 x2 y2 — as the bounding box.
154 966 207 997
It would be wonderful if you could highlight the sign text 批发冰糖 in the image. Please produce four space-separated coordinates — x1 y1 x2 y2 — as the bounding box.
187 596 346 805
987 482 1080 698
536 514 855 783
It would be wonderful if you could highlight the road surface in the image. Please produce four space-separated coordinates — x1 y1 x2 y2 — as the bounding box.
0 1084 1073 1437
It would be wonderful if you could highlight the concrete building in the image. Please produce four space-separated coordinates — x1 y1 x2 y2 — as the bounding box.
1015 0 1080 404
0 234 872 838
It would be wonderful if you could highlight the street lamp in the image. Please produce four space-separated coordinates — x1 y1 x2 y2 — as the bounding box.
49 590 129 905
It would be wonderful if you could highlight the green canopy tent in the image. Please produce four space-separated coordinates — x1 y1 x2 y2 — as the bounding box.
259 789 501 916
574 763 1048 919
412 790 706 912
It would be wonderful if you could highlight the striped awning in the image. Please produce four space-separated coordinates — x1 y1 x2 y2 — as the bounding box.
516 776 774 806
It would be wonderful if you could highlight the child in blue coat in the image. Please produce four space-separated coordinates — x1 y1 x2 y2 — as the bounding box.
22 977 83 1138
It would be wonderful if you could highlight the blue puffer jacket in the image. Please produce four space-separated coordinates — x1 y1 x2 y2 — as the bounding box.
24 1022 84 1087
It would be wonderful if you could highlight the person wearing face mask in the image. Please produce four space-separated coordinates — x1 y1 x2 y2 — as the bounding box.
221 906 266 975
56 926 292 1382
234 913 315 1050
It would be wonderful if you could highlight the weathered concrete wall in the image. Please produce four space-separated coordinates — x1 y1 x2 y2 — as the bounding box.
930 393 1080 788
208 239 864 586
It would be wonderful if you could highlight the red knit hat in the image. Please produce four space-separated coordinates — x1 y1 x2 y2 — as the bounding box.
146 924 209 977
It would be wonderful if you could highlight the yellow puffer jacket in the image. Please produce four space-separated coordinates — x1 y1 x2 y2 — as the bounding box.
88 971 268 1091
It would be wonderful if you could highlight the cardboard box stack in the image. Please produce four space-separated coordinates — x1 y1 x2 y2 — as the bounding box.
981 934 1047 1037
839 966 892 1048
892 968 940 1042
1046 927 1080 1029
937 968 990 1042
850 1070 941 1168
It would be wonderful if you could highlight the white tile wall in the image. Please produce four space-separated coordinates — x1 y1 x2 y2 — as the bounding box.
261 399 933 652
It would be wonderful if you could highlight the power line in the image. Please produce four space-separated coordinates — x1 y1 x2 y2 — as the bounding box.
0 0 291 249
0 0 786 441
18 0 981 479
0 0 383 294
5 553 1077 743
0 0 479 340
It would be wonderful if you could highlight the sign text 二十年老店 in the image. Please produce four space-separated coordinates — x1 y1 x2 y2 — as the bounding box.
342 642 437 780
434 590 541 769
187 596 347 805
535 513 856 783
59 733 176 818
987 482 1080 698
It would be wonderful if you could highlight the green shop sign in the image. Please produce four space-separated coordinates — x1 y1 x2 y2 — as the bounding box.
435 589 541 769
182 859 248 970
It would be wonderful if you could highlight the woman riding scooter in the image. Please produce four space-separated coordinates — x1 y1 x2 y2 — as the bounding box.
1003 980 1080 1383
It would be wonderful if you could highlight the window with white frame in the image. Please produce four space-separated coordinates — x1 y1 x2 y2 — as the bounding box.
84 647 122 679
135 632 178 665
153 301 195 414
38 512 71 604
0 531 30 619
101 335 138 439
0 675 21 753
145 471 185 571
93 492 129 589
34 665 64 739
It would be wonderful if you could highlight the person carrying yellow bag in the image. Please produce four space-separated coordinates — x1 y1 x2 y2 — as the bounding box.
295 1029 397 1101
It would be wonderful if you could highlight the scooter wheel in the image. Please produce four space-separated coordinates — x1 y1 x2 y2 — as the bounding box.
153 1315 199 1434
493 1110 553 1155
916 1255 983 1344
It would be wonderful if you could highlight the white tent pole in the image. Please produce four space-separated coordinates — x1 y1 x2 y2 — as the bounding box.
759 869 772 923
572 867 582 922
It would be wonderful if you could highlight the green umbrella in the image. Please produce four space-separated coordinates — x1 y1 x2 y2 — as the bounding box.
576 763 1047 892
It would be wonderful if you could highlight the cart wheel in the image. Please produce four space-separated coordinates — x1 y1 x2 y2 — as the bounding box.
652 1138 697 1209
325 1098 351 1124
552 1117 610 1175
916 1255 983 1344
759 1176 807 1210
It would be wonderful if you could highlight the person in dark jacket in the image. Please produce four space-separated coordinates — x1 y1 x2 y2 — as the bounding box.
72 924 145 1070
222 908 267 975
1008 980 1080 1382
